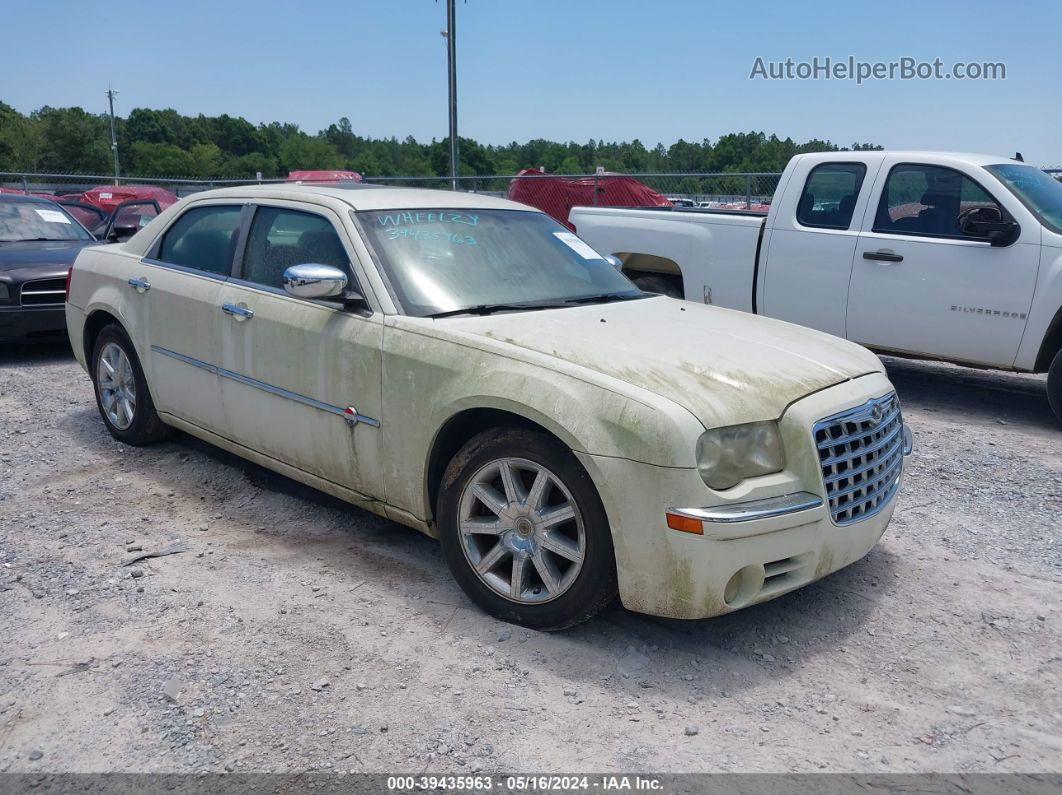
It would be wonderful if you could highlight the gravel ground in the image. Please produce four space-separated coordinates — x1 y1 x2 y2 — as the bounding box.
0 343 1059 774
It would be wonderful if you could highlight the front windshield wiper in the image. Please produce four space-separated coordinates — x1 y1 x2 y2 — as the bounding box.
425 302 569 319
0 237 63 243
563 292 646 305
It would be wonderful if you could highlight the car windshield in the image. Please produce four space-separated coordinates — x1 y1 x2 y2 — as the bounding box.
0 201 93 242
357 208 641 317
985 163 1062 234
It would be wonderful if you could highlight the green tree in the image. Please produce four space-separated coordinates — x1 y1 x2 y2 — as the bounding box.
32 106 111 172
189 143 222 177
0 102 43 170
129 142 196 176
277 134 341 172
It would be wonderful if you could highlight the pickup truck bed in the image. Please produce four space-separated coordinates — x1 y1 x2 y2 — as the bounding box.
573 206 767 312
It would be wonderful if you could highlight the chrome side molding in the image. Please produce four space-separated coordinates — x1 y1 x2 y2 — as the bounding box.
149 345 380 428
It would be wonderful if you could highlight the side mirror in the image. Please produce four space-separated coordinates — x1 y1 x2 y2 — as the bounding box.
959 208 1019 247
107 224 139 243
604 255 623 272
283 263 348 299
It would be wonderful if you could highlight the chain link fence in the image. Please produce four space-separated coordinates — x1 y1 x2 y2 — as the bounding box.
0 171 782 209
3 168 1059 209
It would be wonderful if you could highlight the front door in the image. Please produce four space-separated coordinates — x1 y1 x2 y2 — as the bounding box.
141 203 244 433
216 203 384 498
848 160 1040 367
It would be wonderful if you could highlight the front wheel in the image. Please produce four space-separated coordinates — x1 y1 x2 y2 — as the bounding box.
438 428 617 630
1048 348 1062 426
91 324 170 446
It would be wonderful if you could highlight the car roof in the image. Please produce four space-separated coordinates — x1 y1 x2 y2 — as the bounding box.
184 183 537 213
797 150 1026 167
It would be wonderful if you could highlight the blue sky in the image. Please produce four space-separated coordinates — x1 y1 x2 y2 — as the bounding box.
5 0 1061 165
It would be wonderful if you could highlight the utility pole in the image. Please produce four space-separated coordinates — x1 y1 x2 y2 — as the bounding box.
106 87 120 185
441 0 459 190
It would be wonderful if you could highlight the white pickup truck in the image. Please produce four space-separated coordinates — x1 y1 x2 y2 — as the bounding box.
571 151 1062 423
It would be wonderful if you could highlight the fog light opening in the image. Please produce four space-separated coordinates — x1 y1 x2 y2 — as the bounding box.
723 564 764 608
724 571 741 604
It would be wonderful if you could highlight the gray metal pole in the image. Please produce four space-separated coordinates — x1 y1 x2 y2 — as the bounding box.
446 0 458 191
106 88 120 185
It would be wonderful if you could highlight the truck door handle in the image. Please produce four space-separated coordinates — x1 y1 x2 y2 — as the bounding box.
862 251 903 263
221 303 254 320
127 277 151 292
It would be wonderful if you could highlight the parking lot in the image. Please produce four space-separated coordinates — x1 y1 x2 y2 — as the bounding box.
0 343 1059 774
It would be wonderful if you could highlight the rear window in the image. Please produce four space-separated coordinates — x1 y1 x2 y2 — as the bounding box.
795 163 867 230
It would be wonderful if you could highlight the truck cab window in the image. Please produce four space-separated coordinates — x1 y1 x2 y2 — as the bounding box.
874 164 1003 238
795 163 867 230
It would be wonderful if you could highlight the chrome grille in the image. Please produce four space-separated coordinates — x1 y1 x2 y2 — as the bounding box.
814 393 903 525
19 278 67 307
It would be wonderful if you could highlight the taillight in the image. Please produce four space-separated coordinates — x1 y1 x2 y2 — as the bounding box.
65 266 73 302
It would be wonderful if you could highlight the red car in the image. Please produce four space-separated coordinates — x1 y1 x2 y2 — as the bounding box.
79 185 179 211
286 170 363 184
507 169 672 230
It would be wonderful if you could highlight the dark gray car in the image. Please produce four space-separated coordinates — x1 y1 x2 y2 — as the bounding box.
0 195 98 342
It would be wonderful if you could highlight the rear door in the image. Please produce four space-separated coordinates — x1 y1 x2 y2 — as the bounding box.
140 202 245 432
216 202 384 498
848 159 1040 366
759 155 885 337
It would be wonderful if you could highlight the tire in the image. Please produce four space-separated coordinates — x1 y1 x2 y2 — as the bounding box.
90 324 170 446
1049 348 1062 427
632 274 683 298
438 428 617 630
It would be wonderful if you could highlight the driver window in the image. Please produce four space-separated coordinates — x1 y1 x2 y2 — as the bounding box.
242 207 352 289
873 164 1003 238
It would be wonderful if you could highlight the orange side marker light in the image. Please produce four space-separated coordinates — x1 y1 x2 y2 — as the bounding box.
666 512 704 535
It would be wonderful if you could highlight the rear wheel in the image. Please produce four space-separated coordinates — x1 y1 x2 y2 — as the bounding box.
631 274 683 298
91 324 169 446
438 428 617 630
1048 348 1062 426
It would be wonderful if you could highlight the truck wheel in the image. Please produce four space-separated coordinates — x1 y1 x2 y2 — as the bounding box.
1049 349 1062 426
437 428 617 630
632 274 683 298
91 324 170 446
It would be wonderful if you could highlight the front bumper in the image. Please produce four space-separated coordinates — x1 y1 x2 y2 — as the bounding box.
0 304 67 342
577 371 908 620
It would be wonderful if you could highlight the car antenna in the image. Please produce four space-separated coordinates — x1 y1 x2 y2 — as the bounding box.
1014 152 1024 162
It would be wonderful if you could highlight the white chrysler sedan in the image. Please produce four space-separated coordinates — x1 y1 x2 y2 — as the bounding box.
66 184 911 629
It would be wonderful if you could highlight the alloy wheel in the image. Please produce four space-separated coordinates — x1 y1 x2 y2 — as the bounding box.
458 457 586 604
97 341 137 431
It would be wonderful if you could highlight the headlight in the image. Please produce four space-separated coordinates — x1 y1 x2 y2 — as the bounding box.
0 283 8 300
696 421 785 490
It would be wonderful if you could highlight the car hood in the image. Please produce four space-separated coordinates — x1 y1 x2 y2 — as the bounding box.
447 296 884 429
0 240 97 272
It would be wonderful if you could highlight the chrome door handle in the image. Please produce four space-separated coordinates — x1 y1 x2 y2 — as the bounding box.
862 251 903 263
221 303 254 319
127 277 151 292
